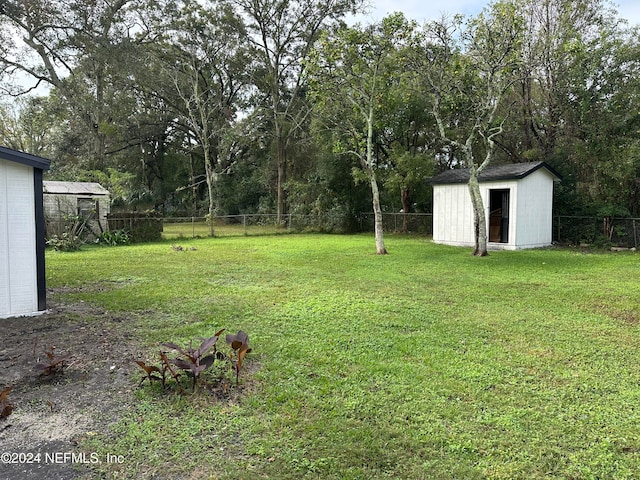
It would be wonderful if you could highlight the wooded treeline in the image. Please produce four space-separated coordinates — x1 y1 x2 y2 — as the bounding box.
1 0 638 235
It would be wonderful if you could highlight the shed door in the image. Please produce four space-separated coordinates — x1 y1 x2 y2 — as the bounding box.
489 189 510 243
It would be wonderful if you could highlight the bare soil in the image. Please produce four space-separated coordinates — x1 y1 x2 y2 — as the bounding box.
0 292 143 480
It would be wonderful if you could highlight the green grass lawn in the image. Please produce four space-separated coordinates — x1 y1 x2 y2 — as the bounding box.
46 235 640 479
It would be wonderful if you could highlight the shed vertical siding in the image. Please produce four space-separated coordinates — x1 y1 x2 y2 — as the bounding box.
515 169 555 248
0 159 38 317
433 183 476 246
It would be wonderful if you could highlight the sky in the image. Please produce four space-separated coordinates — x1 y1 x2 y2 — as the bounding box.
353 0 640 26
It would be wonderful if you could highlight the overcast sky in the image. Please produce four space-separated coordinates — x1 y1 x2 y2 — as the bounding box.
352 0 640 26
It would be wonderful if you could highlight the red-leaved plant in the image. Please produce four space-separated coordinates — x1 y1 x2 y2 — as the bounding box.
225 331 252 384
135 352 183 392
161 329 225 391
134 328 253 392
134 360 162 385
35 346 72 376
0 386 13 419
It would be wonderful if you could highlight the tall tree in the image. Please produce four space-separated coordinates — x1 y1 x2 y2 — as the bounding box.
506 0 640 219
0 98 53 153
420 3 523 256
308 13 416 254
376 69 439 223
149 0 251 235
228 0 362 222
499 0 615 161
0 0 157 167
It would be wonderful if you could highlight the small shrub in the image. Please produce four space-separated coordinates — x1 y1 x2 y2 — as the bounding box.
47 232 83 252
135 352 184 392
225 331 252 385
97 229 130 246
107 212 162 242
134 360 162 385
159 351 183 390
46 214 92 251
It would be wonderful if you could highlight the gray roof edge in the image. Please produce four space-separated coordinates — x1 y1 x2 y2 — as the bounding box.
430 161 562 185
43 181 110 195
0 145 52 170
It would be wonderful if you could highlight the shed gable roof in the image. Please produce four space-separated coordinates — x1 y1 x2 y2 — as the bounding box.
430 161 561 185
0 145 51 171
43 181 110 196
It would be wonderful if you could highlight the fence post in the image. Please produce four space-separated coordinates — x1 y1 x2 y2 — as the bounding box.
243 215 247 235
634 219 638 249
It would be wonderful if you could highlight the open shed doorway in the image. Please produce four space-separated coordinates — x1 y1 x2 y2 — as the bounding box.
489 189 510 243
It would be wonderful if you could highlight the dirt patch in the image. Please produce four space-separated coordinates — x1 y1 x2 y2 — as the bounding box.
0 295 143 480
588 300 640 325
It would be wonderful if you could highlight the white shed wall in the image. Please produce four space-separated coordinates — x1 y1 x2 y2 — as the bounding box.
433 183 476 247
0 159 38 317
514 169 555 248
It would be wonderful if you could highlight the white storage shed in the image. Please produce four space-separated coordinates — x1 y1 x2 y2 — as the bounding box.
431 161 561 250
0 146 51 318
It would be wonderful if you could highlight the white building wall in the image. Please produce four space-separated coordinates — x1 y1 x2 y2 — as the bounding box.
433 183 476 247
0 159 38 317
514 169 555 248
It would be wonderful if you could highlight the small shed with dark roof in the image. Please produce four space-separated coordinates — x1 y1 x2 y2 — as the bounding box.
0 146 51 318
430 161 561 250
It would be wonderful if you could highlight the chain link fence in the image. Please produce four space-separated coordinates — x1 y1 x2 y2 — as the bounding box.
160 212 433 239
50 212 636 248
357 213 434 235
553 216 640 248
161 213 350 239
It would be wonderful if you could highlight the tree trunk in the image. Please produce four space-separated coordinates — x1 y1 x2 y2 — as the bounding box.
371 175 387 255
401 187 412 232
203 149 216 237
468 171 488 256
189 152 198 215
275 120 287 224
276 141 286 223
520 75 534 152
365 101 387 255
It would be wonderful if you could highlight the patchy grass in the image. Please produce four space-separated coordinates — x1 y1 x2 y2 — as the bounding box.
46 235 640 479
